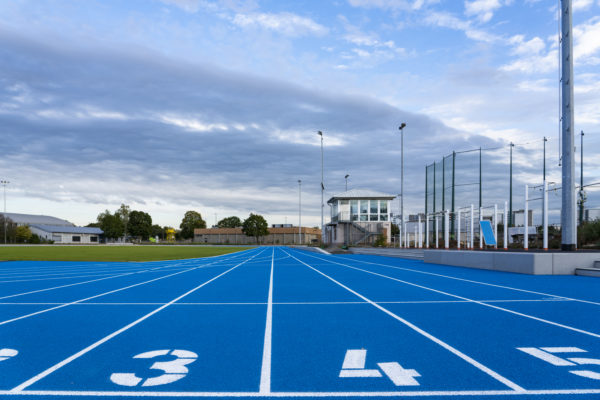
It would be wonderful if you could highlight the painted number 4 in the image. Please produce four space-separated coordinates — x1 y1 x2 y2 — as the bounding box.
111 349 198 387
518 347 600 380
339 349 421 386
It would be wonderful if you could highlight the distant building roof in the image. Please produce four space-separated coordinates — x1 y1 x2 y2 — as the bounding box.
327 189 396 204
30 224 103 235
0 212 74 226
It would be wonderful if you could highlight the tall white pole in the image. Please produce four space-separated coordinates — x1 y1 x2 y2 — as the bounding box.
544 180 549 250
426 214 429 249
404 221 407 249
524 185 529 250
561 0 576 251
457 210 461 249
435 215 439 248
320 132 324 245
399 123 406 248
470 204 474 249
504 201 508 250
479 207 483 250
444 210 449 249
418 215 422 248
298 179 302 245
494 204 498 249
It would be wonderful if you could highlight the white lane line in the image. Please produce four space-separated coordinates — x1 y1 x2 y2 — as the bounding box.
2 389 600 397
259 247 275 394
283 249 525 392
322 253 600 307
302 254 600 340
0 251 253 326
10 248 265 392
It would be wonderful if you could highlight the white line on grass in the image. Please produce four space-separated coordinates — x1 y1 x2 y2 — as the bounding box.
0 250 255 326
298 252 600 339
10 248 265 393
322 253 600 307
259 248 275 394
282 249 525 393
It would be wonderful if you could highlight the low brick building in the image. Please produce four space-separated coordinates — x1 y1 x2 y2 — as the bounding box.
194 227 321 245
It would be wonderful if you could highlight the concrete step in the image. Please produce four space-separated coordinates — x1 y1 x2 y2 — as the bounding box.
594 260 600 268
575 267 600 277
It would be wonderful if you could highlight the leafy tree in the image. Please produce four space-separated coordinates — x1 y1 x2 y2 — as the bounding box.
242 213 269 244
391 223 399 236
86 222 101 228
115 204 131 240
16 226 32 243
180 211 206 239
97 210 124 240
0 215 16 243
128 210 152 240
217 216 242 228
151 224 165 240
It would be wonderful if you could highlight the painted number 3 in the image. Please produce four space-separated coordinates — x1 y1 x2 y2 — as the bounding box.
111 349 198 387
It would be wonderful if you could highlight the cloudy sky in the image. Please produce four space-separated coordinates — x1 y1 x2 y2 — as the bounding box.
1 0 599 228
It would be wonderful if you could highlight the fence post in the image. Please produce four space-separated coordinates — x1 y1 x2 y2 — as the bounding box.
444 210 449 249
426 214 429 249
457 210 461 249
504 201 508 250
479 207 483 250
470 204 474 249
543 181 548 250
524 184 529 250
435 214 439 249
494 204 498 249
418 215 422 248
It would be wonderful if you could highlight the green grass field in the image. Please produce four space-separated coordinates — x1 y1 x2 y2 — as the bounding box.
0 245 254 262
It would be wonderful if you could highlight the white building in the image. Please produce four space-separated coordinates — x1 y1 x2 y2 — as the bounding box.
0 212 103 244
326 189 395 246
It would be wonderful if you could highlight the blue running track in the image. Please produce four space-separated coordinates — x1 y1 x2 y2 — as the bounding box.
0 247 600 399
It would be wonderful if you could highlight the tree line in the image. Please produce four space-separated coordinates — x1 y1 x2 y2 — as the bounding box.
91 204 269 242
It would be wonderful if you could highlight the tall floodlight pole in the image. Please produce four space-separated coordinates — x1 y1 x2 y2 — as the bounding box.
318 131 324 245
509 142 514 227
579 131 584 224
345 174 349 191
399 123 406 239
543 137 548 182
561 0 576 250
298 180 302 245
1 180 8 244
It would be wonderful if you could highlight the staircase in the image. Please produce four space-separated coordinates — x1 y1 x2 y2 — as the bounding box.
350 221 381 246
575 260 600 277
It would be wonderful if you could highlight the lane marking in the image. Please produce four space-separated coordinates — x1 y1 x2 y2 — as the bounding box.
0 298 572 306
10 248 265 392
517 348 576 366
259 247 275 394
297 252 600 339
342 349 367 369
0 249 260 326
320 253 600 307
6 389 600 396
283 249 525 392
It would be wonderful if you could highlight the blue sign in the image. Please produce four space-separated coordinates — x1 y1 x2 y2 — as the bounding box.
479 220 497 246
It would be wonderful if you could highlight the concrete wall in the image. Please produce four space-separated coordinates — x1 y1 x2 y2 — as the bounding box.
424 250 600 275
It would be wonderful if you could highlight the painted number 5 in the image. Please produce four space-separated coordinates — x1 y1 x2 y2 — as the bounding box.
111 349 198 387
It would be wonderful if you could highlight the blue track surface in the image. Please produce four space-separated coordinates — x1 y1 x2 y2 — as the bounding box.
1 247 600 399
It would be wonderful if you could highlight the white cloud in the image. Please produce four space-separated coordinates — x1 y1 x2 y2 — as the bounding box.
231 12 328 37
464 0 512 23
424 11 499 42
348 0 439 10
573 0 594 11
574 17 600 65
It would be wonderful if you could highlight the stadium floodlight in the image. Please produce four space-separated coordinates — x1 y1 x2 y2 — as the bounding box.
317 131 324 244
398 123 406 244
345 174 349 191
1 180 9 244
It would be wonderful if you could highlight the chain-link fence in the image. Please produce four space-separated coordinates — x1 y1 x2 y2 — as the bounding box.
423 133 600 249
